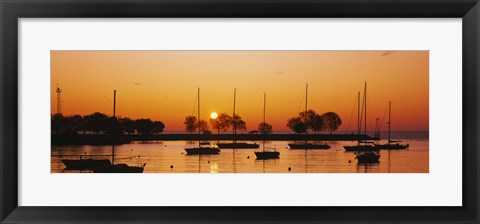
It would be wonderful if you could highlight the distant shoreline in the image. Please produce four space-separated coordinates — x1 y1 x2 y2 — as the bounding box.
51 133 377 146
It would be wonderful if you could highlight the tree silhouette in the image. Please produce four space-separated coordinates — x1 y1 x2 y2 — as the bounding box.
322 112 342 134
51 113 166 136
286 110 339 134
236 120 247 132
287 117 307 134
75 115 89 134
299 109 316 121
119 117 135 134
209 113 232 134
84 112 109 134
152 121 165 134
184 116 197 134
310 114 325 134
299 109 317 132
135 118 154 135
105 117 123 135
231 114 247 133
65 115 83 134
51 113 65 134
209 118 220 133
198 120 209 132
257 122 273 134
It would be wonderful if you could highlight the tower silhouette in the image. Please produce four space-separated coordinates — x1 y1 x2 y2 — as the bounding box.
56 84 62 114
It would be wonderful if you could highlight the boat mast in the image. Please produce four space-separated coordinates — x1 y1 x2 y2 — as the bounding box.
263 93 266 126
198 88 201 148
357 91 360 146
233 88 236 135
113 90 116 118
112 90 116 165
304 82 308 154
305 83 308 135
263 92 266 152
364 82 367 145
305 84 308 166
388 101 391 143
112 145 115 166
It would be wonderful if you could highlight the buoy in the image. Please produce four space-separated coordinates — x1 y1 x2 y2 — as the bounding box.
170 165 173 169
288 167 292 172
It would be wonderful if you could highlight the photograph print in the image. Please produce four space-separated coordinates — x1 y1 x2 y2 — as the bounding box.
51 50 429 173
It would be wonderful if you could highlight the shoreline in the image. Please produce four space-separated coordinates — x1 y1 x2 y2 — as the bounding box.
52 133 377 146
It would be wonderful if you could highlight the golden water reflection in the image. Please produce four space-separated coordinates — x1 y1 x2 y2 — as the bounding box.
51 139 428 173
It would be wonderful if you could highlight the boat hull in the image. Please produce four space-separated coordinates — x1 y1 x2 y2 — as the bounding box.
288 143 330 149
92 164 144 173
374 143 409 150
255 151 280 160
217 143 260 149
62 159 111 170
185 147 221 155
356 152 380 163
343 145 378 151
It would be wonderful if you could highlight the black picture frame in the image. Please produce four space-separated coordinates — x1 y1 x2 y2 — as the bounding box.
1 0 479 223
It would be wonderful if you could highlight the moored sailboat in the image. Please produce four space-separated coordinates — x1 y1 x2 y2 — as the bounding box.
91 145 146 173
92 90 146 173
92 163 145 173
343 86 378 152
62 157 111 170
288 84 330 150
255 93 280 160
216 88 259 149
374 101 409 150
62 90 145 172
185 88 221 155
255 150 279 160
356 152 380 163
344 82 380 163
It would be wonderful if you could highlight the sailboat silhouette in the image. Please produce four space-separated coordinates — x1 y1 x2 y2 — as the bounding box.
289 84 330 150
255 93 280 160
343 82 380 163
185 88 221 155
217 88 259 149
91 90 145 173
374 101 409 150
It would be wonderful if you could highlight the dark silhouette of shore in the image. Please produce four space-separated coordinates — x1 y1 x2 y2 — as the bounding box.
52 133 375 146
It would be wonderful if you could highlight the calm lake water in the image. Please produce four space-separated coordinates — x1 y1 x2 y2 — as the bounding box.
51 132 428 173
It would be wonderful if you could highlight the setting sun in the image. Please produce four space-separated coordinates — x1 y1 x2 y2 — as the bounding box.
210 112 218 119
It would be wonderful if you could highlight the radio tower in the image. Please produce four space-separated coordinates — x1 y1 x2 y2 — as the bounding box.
56 84 62 114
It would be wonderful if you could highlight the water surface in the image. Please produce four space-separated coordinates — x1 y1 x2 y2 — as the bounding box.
51 132 428 173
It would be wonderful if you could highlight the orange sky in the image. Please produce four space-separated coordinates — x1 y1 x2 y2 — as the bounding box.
51 51 429 132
